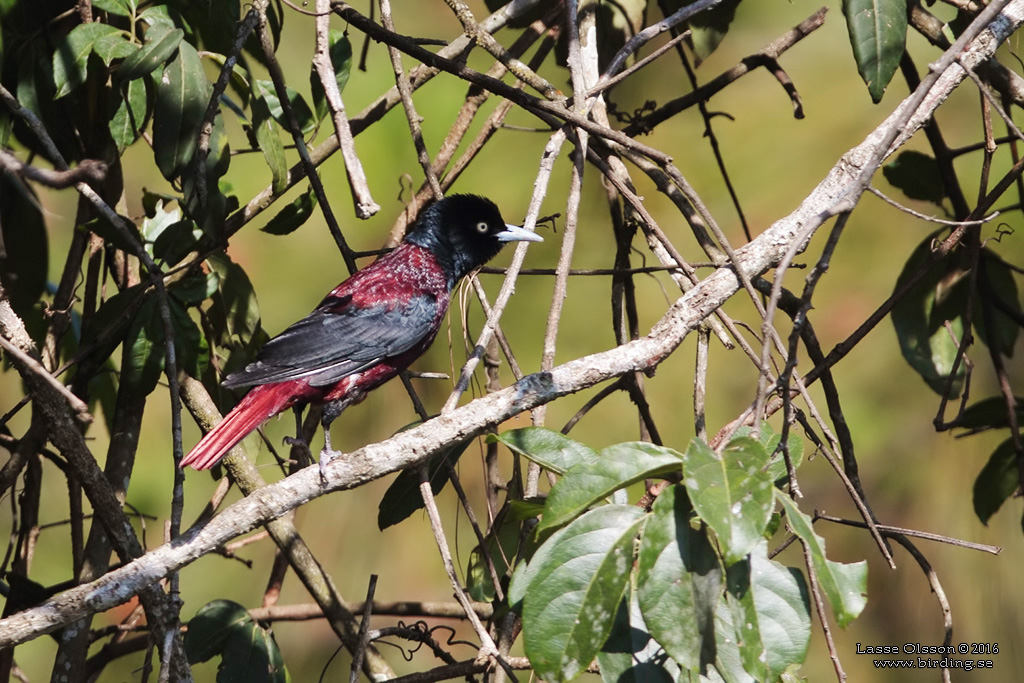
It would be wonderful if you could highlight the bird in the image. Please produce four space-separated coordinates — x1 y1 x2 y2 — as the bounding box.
180 194 542 471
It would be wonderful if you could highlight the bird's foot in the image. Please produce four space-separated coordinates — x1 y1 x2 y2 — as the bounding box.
318 448 343 485
283 435 312 467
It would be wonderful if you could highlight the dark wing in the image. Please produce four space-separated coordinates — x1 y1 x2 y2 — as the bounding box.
222 294 439 388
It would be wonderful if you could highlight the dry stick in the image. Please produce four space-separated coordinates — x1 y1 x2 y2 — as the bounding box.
622 6 828 137
0 85 192 681
889 536 954 683
195 8 259 210
386 11 559 246
224 0 542 240
814 513 1000 554
5 3 1024 646
348 575 377 683
442 0 562 100
440 125 559 415
800 539 846 682
249 600 493 622
256 5 359 274
380 0 444 200
867 185 998 225
694 326 710 442
331 2 671 165
415 471 509 674
314 0 379 218
178 376 396 680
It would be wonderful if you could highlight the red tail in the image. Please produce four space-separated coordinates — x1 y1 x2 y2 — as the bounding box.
181 384 296 470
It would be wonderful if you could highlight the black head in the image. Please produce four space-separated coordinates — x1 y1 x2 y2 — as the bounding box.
404 194 542 286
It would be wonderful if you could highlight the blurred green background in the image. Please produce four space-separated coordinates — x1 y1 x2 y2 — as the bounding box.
2 1 1023 680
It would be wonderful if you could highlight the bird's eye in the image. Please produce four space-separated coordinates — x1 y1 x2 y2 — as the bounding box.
475 221 489 234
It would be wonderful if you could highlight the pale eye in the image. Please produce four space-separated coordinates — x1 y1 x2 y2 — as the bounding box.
476 221 489 234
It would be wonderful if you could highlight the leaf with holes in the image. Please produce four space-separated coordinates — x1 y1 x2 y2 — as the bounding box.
683 437 774 564
516 505 646 682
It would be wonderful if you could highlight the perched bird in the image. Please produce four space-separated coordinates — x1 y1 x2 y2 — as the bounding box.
181 194 542 470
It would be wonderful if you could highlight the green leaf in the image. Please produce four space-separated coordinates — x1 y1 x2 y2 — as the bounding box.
121 296 164 395
539 442 683 532
53 23 122 99
118 26 184 82
682 438 774 564
958 396 1024 433
251 85 288 195
891 232 968 396
636 485 720 671
0 174 48 320
973 438 1020 525
467 506 523 601
882 150 945 204
261 184 318 235
153 40 211 180
683 0 742 65
377 435 472 530
489 427 599 474
205 253 262 347
725 542 811 681
518 505 646 682
93 30 137 65
777 495 867 627
170 299 209 379
109 77 148 151
254 78 315 137
311 30 353 122
734 423 805 485
842 0 908 102
597 590 679 683
92 0 135 16
153 220 200 266
976 252 1020 357
185 599 288 683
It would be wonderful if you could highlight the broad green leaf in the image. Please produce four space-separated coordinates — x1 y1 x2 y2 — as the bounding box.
170 299 209 378
153 220 201 267
976 252 1020 357
682 0 742 64
842 0 908 103
109 77 148 151
254 78 315 137
311 30 353 122
733 423 804 485
958 396 1024 433
140 199 182 244
93 30 137 65
489 427 598 474
883 150 945 205
467 506 523 601
261 184 318 235
122 296 164 395
683 438 774 564
711 591 758 683
53 23 122 98
185 599 288 683
598 589 679 683
777 495 867 627
251 85 288 195
891 233 967 397
725 542 811 681
0 174 47 319
117 26 184 82
519 505 646 682
539 442 683 531
92 0 135 16
205 253 262 347
377 435 472 530
636 485 720 671
973 438 1019 525
153 41 210 180
169 269 219 306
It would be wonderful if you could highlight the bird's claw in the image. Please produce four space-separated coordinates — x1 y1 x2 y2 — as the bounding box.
318 448 342 485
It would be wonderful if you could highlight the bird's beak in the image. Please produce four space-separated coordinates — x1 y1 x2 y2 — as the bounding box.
497 224 544 242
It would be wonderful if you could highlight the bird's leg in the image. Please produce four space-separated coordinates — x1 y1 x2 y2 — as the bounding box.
318 399 348 482
282 405 311 466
